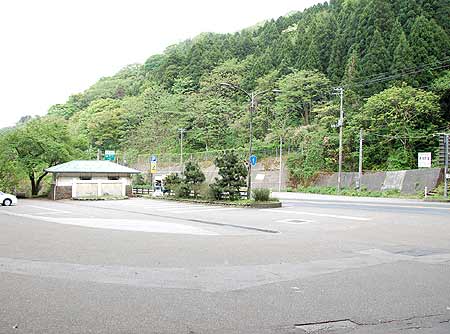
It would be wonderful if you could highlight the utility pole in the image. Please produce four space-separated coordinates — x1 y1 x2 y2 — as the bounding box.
247 92 255 199
334 87 344 192
278 135 283 192
220 82 281 200
97 149 101 161
178 128 186 174
357 129 363 192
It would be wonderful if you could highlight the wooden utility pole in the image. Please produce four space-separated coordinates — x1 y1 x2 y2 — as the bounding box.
335 87 344 192
357 129 363 192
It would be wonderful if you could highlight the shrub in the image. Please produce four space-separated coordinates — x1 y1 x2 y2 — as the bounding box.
164 173 182 194
173 182 191 198
184 161 205 198
132 173 146 186
212 150 247 200
252 188 271 202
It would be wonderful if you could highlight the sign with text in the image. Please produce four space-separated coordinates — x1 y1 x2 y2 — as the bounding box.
418 152 431 168
150 161 157 174
104 150 115 161
250 155 257 166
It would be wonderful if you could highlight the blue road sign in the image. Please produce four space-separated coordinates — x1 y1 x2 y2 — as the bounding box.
250 155 257 166
150 155 157 163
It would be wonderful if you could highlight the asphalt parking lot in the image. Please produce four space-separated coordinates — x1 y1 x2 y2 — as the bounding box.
0 196 449 333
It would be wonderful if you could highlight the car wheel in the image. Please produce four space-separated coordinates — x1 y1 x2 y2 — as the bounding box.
3 199 12 206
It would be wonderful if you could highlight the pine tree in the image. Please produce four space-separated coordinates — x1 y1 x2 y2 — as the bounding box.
388 19 404 57
361 29 390 94
409 15 450 85
342 46 361 86
390 30 414 82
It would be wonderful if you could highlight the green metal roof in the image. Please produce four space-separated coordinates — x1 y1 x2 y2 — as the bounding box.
45 160 141 174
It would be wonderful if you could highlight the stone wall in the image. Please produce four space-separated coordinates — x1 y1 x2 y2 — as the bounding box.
125 185 133 197
49 185 72 200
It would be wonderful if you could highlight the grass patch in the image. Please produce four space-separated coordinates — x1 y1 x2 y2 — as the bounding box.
292 186 423 199
143 195 280 207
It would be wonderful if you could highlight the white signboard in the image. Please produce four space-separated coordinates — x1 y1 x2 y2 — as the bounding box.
418 152 431 168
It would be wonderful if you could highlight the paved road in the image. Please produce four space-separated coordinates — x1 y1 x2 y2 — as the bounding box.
0 195 449 333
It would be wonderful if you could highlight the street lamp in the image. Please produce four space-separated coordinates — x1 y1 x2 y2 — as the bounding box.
220 82 281 199
178 128 186 174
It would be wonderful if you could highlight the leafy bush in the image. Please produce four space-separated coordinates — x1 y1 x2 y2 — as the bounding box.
252 188 271 202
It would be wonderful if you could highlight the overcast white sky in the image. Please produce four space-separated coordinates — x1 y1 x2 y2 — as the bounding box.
0 0 321 128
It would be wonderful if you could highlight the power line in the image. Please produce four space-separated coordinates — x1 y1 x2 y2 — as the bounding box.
346 62 450 88
346 57 450 84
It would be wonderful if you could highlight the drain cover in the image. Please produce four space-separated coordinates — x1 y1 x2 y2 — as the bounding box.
296 320 358 333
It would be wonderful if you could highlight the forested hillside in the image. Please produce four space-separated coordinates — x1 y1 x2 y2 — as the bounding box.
1 0 449 192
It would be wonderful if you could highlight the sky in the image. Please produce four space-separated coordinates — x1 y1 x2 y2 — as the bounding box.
0 0 321 128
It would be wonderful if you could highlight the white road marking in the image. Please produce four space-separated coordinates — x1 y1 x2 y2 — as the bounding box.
1 212 217 235
125 202 236 213
263 209 371 221
283 199 450 211
169 207 236 214
25 205 71 214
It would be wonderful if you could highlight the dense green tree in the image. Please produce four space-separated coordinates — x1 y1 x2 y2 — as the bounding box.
5 117 85 195
390 30 414 82
275 70 331 126
409 15 450 85
356 85 442 169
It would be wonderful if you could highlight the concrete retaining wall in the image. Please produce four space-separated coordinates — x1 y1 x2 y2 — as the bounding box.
132 160 443 195
313 168 443 194
134 161 289 191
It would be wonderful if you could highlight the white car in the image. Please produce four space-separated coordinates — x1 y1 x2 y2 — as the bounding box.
0 192 18 206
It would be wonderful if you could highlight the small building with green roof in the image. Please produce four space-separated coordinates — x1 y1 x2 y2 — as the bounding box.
45 160 141 200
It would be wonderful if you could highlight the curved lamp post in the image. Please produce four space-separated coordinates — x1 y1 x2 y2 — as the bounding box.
220 82 281 199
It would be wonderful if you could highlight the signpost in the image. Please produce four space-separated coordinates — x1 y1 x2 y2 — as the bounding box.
250 155 257 166
150 155 157 174
418 152 431 168
104 150 115 161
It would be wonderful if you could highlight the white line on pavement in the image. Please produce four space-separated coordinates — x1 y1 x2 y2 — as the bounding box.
1 212 218 235
25 205 71 214
170 207 237 214
283 200 450 211
262 209 371 221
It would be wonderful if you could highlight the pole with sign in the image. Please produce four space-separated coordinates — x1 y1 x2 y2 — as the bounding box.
150 155 157 174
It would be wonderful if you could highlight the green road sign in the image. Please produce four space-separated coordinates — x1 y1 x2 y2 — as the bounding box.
104 150 115 161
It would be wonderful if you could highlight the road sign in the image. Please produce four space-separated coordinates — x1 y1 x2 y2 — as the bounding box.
250 155 257 166
150 155 157 163
150 161 157 174
418 152 431 168
104 150 115 161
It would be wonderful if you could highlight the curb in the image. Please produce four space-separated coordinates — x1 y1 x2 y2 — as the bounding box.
138 196 282 208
